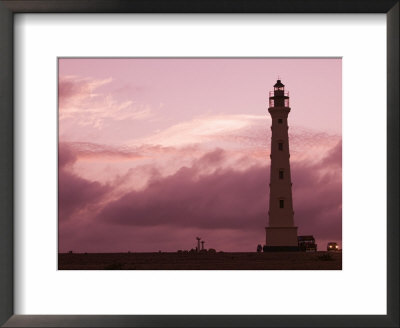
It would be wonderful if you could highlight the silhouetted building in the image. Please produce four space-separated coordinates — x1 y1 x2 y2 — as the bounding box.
196 237 201 253
297 235 317 252
265 80 298 250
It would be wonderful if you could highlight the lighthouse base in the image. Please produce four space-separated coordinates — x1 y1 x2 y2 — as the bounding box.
265 226 298 247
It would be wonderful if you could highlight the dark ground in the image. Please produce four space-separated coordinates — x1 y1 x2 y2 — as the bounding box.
58 251 342 270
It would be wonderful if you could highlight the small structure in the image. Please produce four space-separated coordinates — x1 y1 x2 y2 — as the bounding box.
297 235 317 252
201 240 205 250
196 237 201 253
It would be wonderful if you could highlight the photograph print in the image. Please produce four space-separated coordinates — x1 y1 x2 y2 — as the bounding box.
58 58 342 270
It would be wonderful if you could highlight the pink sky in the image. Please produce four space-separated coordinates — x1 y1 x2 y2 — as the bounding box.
58 58 342 253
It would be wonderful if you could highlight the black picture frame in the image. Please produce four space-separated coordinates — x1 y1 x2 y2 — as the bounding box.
0 1 398 327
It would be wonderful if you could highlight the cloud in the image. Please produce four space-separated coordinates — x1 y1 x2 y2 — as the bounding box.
65 142 144 161
58 133 342 252
58 143 112 222
319 139 342 169
59 75 153 129
97 163 269 230
136 114 267 147
127 114 341 168
91 143 341 246
59 75 112 107
292 165 342 239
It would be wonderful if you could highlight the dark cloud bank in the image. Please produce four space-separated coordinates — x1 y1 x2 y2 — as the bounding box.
58 142 342 252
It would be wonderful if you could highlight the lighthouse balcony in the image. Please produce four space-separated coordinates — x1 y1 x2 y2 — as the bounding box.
269 91 289 98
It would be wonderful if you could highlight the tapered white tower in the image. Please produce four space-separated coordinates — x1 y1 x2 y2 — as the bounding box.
265 80 298 249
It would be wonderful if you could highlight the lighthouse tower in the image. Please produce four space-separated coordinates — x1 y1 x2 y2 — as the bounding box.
265 80 298 250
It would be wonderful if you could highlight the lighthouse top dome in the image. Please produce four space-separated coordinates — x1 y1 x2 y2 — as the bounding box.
269 79 289 107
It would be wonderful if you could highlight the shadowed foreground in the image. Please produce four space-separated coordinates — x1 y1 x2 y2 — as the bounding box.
58 251 342 270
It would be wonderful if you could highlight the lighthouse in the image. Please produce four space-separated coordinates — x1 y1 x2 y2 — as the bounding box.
265 80 298 250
